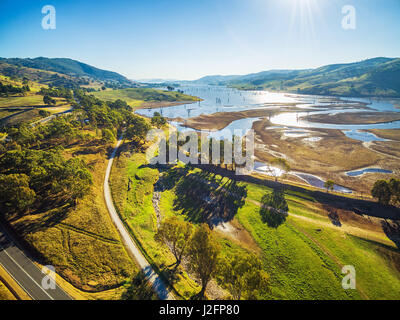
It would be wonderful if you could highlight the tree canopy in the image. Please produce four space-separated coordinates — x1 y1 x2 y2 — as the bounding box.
324 180 335 193
0 173 35 213
270 158 290 181
372 178 400 206
260 189 288 228
155 217 193 269
372 180 392 205
217 251 269 300
187 224 220 298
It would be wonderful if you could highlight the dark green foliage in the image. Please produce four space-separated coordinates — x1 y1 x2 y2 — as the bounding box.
371 180 392 205
43 94 56 106
0 173 36 213
217 251 269 300
0 81 30 96
0 57 130 85
39 87 73 101
125 114 151 142
260 189 288 228
58 157 93 202
102 128 116 143
39 110 51 118
107 99 132 111
389 178 400 205
151 112 167 128
6 123 38 146
0 148 92 208
202 57 400 98
372 178 400 206
38 116 75 142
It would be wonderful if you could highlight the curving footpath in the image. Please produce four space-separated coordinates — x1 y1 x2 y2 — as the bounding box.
104 136 174 300
0 226 72 300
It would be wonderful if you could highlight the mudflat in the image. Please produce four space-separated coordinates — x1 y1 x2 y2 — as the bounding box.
177 106 321 131
302 111 400 125
252 119 400 193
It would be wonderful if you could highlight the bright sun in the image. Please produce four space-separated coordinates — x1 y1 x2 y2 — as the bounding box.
287 0 319 35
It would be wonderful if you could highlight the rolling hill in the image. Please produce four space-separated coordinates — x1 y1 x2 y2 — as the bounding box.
193 57 400 98
0 57 131 86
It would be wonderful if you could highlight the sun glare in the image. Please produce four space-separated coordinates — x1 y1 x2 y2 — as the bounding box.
286 0 321 44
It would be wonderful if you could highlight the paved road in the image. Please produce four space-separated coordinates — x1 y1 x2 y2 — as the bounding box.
104 136 174 300
0 226 72 300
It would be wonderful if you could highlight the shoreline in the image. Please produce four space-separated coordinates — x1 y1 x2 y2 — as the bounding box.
301 111 400 125
251 118 399 194
138 99 202 110
227 86 400 100
173 106 323 131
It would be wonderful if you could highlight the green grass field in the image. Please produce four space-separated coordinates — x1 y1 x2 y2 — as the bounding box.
110 150 400 300
0 95 71 125
92 88 199 109
0 74 47 93
0 95 44 108
110 151 200 299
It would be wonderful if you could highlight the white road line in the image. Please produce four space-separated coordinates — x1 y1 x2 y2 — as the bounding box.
0 226 71 300
0 259 34 300
0 243 53 300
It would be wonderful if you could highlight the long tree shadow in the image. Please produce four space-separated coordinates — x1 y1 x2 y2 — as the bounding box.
192 163 400 221
260 207 287 228
121 269 159 300
328 210 342 227
9 203 72 236
259 189 288 228
381 220 400 249
172 171 247 227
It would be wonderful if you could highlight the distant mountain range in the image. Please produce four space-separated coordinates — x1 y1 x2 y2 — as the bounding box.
1 56 400 98
134 78 180 84
0 57 131 86
191 57 400 98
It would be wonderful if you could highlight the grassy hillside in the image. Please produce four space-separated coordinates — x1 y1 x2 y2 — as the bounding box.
236 180 400 299
0 62 88 88
0 87 176 299
92 88 200 109
0 57 130 85
110 146 400 300
0 76 72 125
2 128 138 296
199 57 400 98
110 152 201 299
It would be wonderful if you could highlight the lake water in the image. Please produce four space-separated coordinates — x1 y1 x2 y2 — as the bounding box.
343 130 387 142
253 161 353 193
136 85 398 191
346 168 393 177
292 172 353 193
136 85 400 142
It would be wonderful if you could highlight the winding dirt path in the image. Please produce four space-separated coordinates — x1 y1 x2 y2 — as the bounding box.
104 136 174 300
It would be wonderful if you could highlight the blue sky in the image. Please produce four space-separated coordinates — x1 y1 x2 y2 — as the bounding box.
0 0 399 80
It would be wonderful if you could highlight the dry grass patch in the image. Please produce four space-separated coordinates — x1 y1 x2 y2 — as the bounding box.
6 139 138 293
365 129 400 141
253 119 386 193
